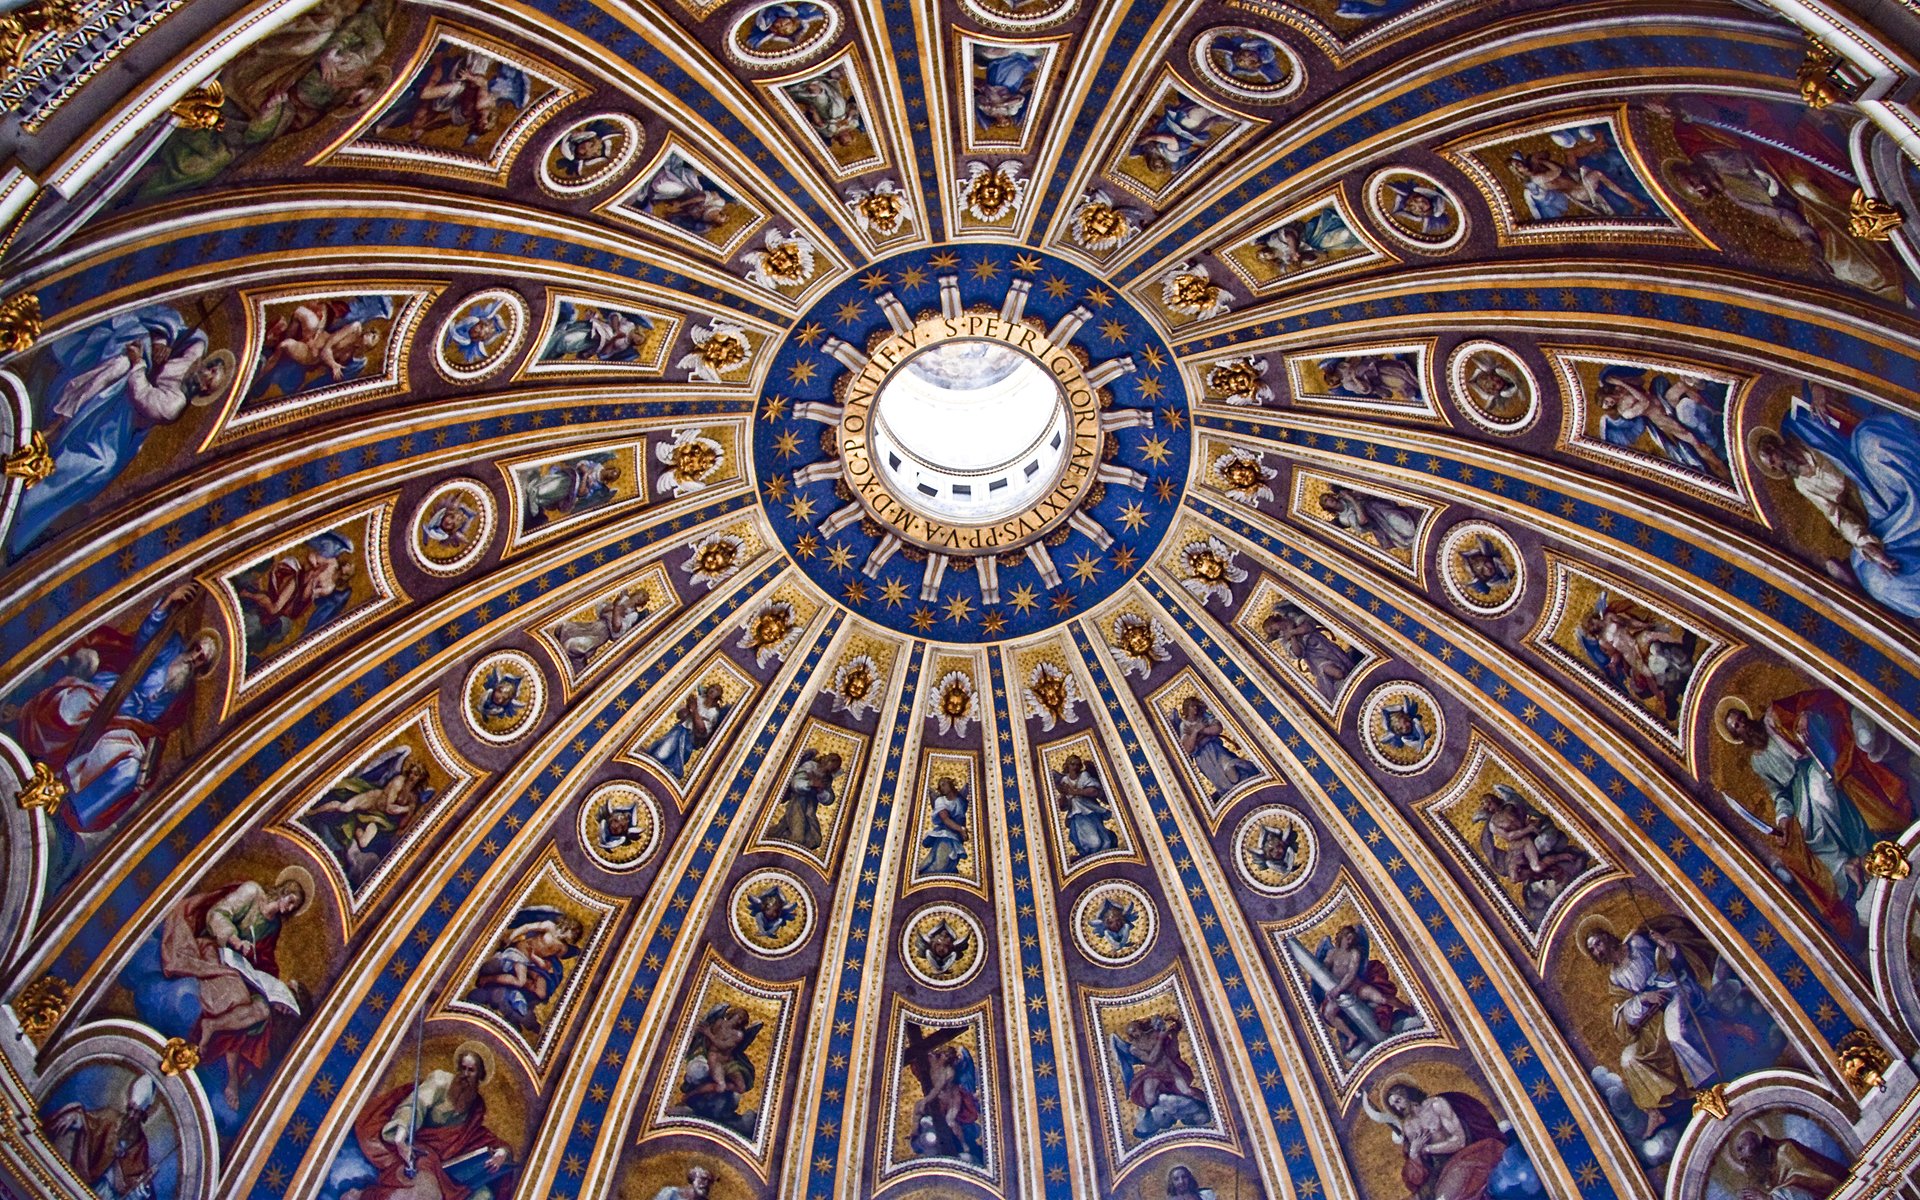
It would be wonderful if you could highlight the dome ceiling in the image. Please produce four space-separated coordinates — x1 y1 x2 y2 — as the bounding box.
1 0 1919 1197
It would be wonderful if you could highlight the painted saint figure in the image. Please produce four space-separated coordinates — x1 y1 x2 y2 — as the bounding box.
44 1074 158 1200
1172 696 1260 798
465 906 583 1033
12 584 220 838
1595 366 1727 478
345 1046 513 1200
522 454 621 526
1296 923 1415 1057
553 587 649 669
1253 208 1361 275
671 1003 763 1137
972 46 1042 134
919 775 971 875
1728 1124 1847 1200
235 530 357 660
371 46 528 146
1719 688 1912 939
644 684 728 781
305 743 435 886
1111 1013 1211 1137
1575 591 1697 722
1361 1081 1515 1200
1318 485 1423 553
1752 384 1920 618
1053 753 1117 859
773 748 844 850
1504 126 1651 220
1261 603 1363 703
250 296 390 400
157 868 312 1109
542 302 655 364
11 305 235 554
1472 785 1590 923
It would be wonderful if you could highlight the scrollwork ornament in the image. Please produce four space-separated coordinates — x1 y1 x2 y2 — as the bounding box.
3 430 52 487
169 80 226 130
1835 1029 1892 1093
159 1037 201 1075
15 759 64 811
13 975 69 1040
0 291 40 353
1848 190 1903 241
1862 839 1911 881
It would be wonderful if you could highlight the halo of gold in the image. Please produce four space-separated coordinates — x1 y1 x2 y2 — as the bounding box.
1713 694 1754 743
275 864 316 916
453 1038 499 1081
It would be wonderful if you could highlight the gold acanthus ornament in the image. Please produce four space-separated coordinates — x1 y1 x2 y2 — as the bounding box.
0 0 78 69
1796 40 1849 109
1862 839 1911 881
169 80 227 130
4 431 54 488
0 291 40 353
1849 190 1904 241
159 1037 201 1075
14 759 65 811
1835 1030 1893 1094
1690 1083 1730 1120
12 975 69 1040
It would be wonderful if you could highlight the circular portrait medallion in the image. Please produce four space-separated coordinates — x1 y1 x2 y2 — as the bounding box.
463 649 546 744
1231 804 1317 896
1189 27 1302 103
539 112 644 197
958 0 1076 32
410 479 496 576
1365 167 1467 253
1438 520 1524 617
1447 339 1538 435
900 902 986 987
731 868 815 957
434 289 528 383
577 781 661 871
726 0 841 69
1358 681 1445 775
1071 880 1158 966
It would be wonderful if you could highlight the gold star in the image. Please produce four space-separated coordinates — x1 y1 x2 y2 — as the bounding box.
880 578 909 607
1069 551 1103 582
969 258 1000 281
859 269 890 291
1139 434 1172 464
1137 374 1165 400
1140 345 1166 369
1042 275 1071 299
1008 583 1039 612
786 495 817 522
762 393 789 421
833 299 866 325
910 606 937 631
1049 589 1078 614
794 533 819 558
1162 404 1185 430
981 611 1008 635
1099 318 1127 342
774 429 802 457
1012 253 1042 274
944 594 974 622
794 322 826 346
843 579 869 603
1084 286 1112 307
1118 500 1149 531
786 359 819 385
930 250 959 268
899 265 927 289
1111 545 1138 572
826 542 855 571
765 475 790 500
1155 477 1177 502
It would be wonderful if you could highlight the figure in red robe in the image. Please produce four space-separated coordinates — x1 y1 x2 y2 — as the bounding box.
348 1047 513 1200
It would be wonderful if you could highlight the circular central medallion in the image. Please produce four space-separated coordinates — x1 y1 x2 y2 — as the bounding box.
756 245 1189 642
845 315 1101 544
